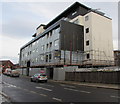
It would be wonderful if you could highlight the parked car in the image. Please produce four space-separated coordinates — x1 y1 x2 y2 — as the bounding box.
30 73 47 83
10 70 20 77
3 68 11 76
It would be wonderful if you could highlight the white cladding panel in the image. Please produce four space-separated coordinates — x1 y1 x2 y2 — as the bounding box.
84 12 114 62
36 26 45 36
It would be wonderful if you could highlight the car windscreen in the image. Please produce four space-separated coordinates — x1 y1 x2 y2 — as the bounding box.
40 74 46 76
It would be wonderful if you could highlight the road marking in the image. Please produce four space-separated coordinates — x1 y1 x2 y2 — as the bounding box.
79 90 91 94
36 87 52 92
23 89 29 91
30 91 36 94
39 84 54 87
52 97 62 102
111 95 120 99
40 94 47 97
64 87 79 92
64 88 91 94
60 84 76 88
3 82 17 88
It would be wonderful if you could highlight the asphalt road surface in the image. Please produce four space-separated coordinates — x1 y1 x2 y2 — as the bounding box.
2 74 120 103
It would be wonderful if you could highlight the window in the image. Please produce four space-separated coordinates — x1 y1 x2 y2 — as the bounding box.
49 31 52 37
73 19 79 24
72 11 77 16
23 54 24 57
86 40 89 46
33 49 35 53
36 48 38 52
40 55 44 61
25 53 27 57
46 44 49 49
50 42 52 48
42 45 44 51
54 39 59 46
47 34 49 38
28 52 29 56
46 55 48 62
49 54 52 62
30 51 31 54
87 54 90 59
85 15 89 21
86 28 89 33
36 58 38 62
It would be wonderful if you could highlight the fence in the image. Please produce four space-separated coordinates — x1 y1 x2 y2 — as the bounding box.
65 71 120 84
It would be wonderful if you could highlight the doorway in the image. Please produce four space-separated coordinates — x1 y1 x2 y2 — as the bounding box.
49 68 53 79
26 61 30 76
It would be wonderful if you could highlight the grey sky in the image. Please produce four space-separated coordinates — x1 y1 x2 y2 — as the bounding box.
0 1 118 64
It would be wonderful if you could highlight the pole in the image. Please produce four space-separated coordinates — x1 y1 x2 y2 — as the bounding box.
70 40 72 65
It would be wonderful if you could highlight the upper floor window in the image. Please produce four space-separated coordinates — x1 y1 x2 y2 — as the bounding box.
40 55 44 61
50 42 52 48
73 19 79 24
49 31 52 37
49 54 52 62
85 15 89 21
86 40 89 46
72 11 77 16
47 34 49 38
86 28 89 33
54 39 59 47
46 44 49 49
42 45 44 51
86 53 90 59
28 52 29 56
30 51 32 54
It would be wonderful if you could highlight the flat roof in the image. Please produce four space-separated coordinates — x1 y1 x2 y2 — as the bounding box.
36 24 46 30
44 2 91 29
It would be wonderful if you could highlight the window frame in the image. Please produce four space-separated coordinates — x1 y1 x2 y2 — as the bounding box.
86 28 89 33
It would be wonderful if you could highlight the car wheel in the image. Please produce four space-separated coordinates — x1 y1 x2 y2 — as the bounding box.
45 80 47 83
36 79 39 83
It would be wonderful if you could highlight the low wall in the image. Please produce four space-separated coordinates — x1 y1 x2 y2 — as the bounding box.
65 71 120 84
16 68 46 76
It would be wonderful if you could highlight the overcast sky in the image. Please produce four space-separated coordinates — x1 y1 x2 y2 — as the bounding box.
0 0 119 64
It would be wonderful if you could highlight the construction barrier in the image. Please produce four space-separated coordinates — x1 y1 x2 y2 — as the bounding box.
65 71 120 84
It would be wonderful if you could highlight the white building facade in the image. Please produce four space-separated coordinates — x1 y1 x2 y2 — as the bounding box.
19 2 114 77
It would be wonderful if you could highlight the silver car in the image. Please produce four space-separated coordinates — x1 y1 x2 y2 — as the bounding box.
30 73 47 83
10 70 20 77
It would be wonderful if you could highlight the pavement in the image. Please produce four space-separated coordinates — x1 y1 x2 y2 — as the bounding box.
0 75 11 103
20 75 120 90
0 91 11 103
49 80 120 90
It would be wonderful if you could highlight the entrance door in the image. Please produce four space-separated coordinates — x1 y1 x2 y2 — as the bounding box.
27 61 30 76
49 68 53 79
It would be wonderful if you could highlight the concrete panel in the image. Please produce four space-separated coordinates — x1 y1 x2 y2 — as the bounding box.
53 68 65 81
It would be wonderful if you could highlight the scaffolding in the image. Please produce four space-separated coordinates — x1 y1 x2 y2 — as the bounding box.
20 49 115 68
59 50 114 67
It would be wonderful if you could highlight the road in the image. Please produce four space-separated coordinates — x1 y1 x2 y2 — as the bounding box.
2 74 120 103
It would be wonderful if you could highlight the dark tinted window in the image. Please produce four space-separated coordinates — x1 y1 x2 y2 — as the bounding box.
40 74 46 76
86 28 89 33
86 40 89 46
87 54 90 59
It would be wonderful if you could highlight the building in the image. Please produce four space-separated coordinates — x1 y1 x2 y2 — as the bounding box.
0 60 14 72
114 50 120 66
19 2 114 78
